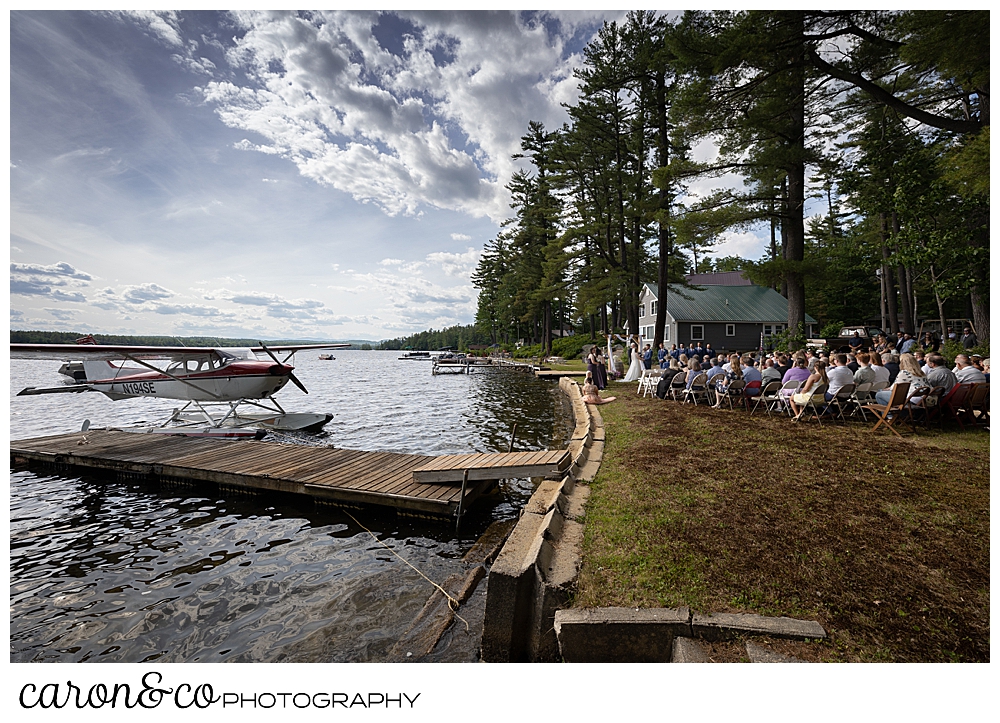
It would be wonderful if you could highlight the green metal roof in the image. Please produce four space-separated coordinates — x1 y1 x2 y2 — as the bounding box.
643 282 817 324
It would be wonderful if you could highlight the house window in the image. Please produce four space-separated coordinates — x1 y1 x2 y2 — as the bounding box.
638 304 645 319
690 325 704 341
726 324 736 337
650 300 657 316
763 324 786 336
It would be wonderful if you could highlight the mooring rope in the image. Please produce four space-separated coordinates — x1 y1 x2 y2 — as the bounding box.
345 512 470 633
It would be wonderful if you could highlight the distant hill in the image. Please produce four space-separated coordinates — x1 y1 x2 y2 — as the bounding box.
10 330 376 348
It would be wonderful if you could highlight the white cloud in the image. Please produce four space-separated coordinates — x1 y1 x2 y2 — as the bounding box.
122 283 175 304
450 233 471 241
10 261 93 280
426 246 479 277
709 231 769 261
197 11 589 222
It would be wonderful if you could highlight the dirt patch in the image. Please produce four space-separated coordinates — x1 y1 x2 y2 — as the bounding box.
577 393 990 662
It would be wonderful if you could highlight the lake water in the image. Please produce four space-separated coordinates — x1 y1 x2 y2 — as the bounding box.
9 350 572 663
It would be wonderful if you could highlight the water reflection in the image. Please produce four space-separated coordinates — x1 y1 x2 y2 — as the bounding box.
9 351 572 662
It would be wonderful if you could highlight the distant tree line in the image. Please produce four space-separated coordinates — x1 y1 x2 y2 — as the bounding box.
472 10 988 354
378 324 495 351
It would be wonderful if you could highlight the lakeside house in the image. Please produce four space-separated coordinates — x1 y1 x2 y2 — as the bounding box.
635 273 817 353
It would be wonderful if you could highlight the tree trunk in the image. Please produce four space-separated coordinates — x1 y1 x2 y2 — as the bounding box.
780 175 789 298
654 68 671 351
880 213 899 335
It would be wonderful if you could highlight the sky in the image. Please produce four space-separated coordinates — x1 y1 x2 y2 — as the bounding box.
9 9 767 342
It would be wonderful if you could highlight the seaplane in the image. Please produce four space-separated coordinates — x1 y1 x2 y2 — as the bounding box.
11 339 351 438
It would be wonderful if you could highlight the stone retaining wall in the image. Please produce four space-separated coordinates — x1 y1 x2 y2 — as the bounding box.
480 377 600 662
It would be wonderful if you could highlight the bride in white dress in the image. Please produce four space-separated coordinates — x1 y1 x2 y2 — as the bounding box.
622 342 644 382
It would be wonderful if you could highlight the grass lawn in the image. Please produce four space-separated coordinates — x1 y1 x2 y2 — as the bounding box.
576 387 990 662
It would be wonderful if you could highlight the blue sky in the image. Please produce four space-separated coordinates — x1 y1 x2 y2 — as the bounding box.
10 10 772 342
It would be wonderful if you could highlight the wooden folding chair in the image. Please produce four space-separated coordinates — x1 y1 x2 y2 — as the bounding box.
751 381 781 416
906 386 946 430
939 384 971 430
864 382 911 437
959 383 990 428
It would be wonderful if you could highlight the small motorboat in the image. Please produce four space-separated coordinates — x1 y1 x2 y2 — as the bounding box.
318 353 336 360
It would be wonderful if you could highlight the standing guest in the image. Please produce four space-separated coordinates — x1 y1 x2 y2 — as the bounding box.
642 344 653 370
923 353 957 394
870 352 891 386
953 354 987 385
789 360 830 420
761 358 783 386
961 327 978 349
586 346 601 387
920 332 939 352
595 346 608 389
883 353 900 384
853 352 876 386
848 331 864 351
874 353 928 405
948 328 958 342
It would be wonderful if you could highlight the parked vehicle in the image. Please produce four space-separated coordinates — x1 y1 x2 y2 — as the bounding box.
807 326 887 353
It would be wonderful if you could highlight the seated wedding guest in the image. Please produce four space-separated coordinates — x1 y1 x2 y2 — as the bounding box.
923 353 957 394
874 353 928 405
789 360 829 420
953 354 987 385
870 351 890 385
853 352 876 386
883 353 900 384
826 353 855 401
761 358 783 386
741 355 762 385
582 373 616 404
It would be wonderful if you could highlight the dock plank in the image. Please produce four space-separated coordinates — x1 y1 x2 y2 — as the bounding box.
11 430 568 518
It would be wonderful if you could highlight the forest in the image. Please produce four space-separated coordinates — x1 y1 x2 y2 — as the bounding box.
471 10 989 354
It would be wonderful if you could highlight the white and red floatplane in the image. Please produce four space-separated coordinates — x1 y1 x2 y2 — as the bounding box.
12 340 350 437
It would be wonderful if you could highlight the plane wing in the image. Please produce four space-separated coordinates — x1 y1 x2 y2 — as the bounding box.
9 343 228 362
250 343 352 352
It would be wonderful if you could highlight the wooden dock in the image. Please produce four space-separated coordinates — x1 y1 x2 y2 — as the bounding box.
10 430 570 518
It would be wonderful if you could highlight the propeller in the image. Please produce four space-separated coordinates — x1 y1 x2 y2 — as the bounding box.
259 342 309 394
